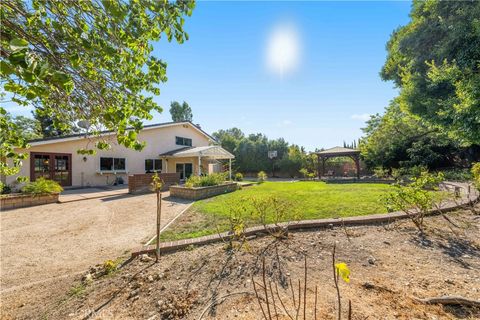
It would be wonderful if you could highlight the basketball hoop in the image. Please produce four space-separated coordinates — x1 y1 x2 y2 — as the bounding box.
268 150 277 159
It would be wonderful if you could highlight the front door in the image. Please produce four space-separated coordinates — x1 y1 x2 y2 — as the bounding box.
31 152 72 186
176 163 193 180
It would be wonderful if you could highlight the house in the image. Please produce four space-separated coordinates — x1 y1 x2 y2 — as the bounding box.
4 121 234 188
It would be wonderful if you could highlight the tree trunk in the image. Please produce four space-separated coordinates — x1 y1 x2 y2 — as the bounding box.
155 190 162 263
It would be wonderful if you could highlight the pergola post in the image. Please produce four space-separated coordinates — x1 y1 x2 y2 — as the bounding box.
229 158 232 180
354 155 360 179
198 156 202 176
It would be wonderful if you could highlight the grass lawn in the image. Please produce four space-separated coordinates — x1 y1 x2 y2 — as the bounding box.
160 181 393 241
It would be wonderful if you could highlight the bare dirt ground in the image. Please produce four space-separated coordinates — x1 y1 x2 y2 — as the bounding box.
2 206 479 320
0 192 191 304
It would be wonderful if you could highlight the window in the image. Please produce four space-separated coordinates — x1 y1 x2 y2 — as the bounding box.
175 136 192 146
145 159 162 173
100 157 126 171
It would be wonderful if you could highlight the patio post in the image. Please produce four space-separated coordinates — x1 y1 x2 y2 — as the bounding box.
229 158 232 180
198 156 201 175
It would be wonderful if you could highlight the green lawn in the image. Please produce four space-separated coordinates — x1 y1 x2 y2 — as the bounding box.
160 181 393 241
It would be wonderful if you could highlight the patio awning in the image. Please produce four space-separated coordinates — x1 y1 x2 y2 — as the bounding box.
159 145 234 159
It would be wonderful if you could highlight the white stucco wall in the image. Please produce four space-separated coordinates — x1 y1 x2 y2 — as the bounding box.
6 123 212 188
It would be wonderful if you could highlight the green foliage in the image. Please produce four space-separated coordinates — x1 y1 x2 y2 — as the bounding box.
169 101 193 122
257 171 267 183
383 171 445 232
440 168 472 182
0 108 29 179
0 182 12 194
150 172 163 192
381 0 480 145
472 163 480 190
1 0 195 178
184 172 227 188
234 172 243 181
21 177 63 194
360 100 465 170
373 167 389 179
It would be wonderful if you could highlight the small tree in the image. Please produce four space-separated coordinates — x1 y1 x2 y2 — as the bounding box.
383 171 444 233
151 173 163 262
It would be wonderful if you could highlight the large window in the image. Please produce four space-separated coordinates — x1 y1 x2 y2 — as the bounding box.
100 157 126 171
175 136 192 146
145 159 162 173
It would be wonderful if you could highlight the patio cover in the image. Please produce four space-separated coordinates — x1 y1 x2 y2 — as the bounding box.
159 146 234 159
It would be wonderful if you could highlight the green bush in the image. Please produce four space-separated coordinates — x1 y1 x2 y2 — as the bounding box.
373 167 389 178
234 172 243 181
0 182 12 195
440 168 473 182
184 172 227 188
21 178 63 195
257 171 267 183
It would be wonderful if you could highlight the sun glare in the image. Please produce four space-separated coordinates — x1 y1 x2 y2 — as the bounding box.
265 21 301 78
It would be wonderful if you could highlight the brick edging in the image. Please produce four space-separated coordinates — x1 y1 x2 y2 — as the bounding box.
131 183 479 258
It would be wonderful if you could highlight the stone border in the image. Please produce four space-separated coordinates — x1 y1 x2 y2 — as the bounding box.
169 182 238 200
132 183 478 257
1 193 59 211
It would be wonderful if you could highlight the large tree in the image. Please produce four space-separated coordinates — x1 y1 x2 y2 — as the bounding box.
0 0 194 179
381 0 480 145
360 99 465 170
169 100 193 122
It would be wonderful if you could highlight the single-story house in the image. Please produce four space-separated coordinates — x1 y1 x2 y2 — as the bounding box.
3 121 234 188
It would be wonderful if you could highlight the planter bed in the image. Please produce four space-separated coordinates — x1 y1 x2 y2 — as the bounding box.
169 182 238 200
1 193 59 211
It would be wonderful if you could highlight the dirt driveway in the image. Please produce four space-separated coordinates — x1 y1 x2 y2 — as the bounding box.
0 191 192 294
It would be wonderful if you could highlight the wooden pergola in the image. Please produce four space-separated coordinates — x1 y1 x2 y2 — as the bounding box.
315 147 361 179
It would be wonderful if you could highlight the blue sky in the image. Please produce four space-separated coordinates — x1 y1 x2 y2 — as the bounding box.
7 1 412 151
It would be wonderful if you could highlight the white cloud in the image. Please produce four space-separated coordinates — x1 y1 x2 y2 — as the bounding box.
277 119 293 127
265 21 302 78
351 113 371 121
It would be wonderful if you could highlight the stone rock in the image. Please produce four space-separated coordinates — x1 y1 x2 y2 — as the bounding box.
367 256 376 265
140 254 154 262
147 275 154 282
128 289 140 299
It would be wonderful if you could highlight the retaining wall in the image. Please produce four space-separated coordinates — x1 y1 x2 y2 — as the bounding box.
1 193 59 211
128 173 180 194
169 182 238 200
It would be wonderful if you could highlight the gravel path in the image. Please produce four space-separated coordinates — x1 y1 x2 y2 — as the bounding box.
0 191 192 293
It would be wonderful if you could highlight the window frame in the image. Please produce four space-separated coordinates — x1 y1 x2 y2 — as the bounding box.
145 159 162 173
99 157 127 172
175 136 192 146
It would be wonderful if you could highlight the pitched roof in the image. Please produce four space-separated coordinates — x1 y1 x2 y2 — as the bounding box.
315 146 360 156
27 121 216 146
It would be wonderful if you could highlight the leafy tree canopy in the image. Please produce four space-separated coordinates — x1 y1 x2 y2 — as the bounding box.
0 0 194 177
381 0 480 144
169 100 193 122
360 99 466 170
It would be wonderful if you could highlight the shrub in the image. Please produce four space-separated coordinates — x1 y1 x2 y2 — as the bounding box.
103 259 118 275
373 167 388 178
0 182 12 194
185 172 227 188
383 171 444 233
234 172 243 181
257 171 267 183
21 178 63 195
441 168 472 182
472 162 480 190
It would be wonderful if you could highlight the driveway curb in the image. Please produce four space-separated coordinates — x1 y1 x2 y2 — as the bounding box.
131 183 478 258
